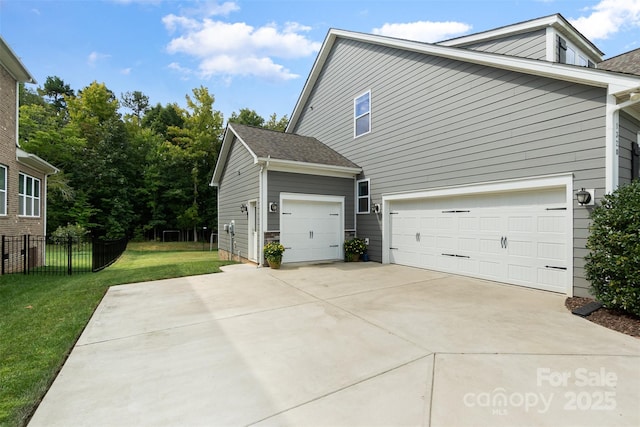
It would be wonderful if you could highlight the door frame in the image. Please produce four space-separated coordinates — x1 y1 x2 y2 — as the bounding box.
381 174 574 295
248 199 258 262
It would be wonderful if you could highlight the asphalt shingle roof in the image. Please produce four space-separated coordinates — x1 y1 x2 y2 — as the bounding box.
598 48 640 76
230 123 359 169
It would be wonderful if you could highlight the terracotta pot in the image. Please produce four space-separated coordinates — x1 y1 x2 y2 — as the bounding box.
267 258 281 269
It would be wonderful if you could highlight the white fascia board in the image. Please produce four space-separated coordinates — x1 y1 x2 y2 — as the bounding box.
439 15 558 47
0 36 36 84
260 157 361 178
16 148 59 175
438 14 603 59
287 29 336 133
210 124 259 186
288 29 639 130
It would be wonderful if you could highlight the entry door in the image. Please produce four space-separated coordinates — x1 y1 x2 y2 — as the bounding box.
248 200 258 262
280 196 343 264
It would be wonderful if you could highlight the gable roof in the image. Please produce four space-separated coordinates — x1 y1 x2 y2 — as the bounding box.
598 48 640 76
437 13 603 60
0 36 36 84
287 24 640 131
211 123 361 186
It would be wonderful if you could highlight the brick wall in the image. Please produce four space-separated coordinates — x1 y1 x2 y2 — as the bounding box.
0 64 46 237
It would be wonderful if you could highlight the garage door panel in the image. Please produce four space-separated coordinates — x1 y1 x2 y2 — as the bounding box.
281 199 342 264
388 187 568 293
537 242 566 263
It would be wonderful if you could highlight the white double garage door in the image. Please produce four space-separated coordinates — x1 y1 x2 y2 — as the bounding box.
386 183 572 293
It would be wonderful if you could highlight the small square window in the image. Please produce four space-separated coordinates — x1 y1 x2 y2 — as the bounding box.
357 179 370 214
354 91 370 137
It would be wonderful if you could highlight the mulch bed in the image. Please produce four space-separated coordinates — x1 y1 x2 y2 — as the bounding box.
565 297 640 338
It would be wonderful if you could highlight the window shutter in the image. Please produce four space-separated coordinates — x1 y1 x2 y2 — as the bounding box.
557 36 567 63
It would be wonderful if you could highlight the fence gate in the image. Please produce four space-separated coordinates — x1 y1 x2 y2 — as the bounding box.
1 235 127 275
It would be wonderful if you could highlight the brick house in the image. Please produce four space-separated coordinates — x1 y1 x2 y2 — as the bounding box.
1 36 58 271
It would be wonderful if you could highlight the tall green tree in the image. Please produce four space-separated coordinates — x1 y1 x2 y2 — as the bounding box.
228 108 264 127
264 113 289 131
121 90 150 125
38 76 74 113
65 82 135 238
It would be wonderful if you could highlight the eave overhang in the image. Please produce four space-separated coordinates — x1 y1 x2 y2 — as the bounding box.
0 36 36 84
16 148 59 175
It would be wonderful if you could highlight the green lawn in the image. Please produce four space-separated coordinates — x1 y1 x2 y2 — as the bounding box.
0 242 235 427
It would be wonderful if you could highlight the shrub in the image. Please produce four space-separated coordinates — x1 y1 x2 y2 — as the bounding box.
263 241 285 261
344 237 367 255
51 224 89 245
585 181 640 316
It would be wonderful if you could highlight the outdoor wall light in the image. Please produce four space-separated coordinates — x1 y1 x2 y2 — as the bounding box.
373 203 381 214
269 202 278 213
240 204 248 214
576 188 594 206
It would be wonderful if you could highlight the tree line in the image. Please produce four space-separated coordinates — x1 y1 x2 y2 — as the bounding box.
19 76 288 240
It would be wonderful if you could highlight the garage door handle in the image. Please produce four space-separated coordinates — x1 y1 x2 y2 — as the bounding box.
545 265 567 270
501 236 508 249
330 245 339 248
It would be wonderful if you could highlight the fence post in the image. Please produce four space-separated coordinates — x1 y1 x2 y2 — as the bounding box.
1 235 4 275
23 235 28 275
68 236 73 275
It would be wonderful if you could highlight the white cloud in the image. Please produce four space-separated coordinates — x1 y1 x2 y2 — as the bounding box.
87 51 111 67
163 10 320 81
372 20 472 43
570 0 640 40
121 68 132 75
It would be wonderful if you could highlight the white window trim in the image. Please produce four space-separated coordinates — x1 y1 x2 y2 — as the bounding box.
356 178 370 214
354 90 371 138
19 172 41 218
0 165 7 216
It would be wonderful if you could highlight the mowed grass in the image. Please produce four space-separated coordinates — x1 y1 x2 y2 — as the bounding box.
0 242 235 427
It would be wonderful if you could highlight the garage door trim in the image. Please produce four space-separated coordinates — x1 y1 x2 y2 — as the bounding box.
381 174 574 295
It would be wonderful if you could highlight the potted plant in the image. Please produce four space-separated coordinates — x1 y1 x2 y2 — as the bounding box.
263 241 285 269
344 237 366 262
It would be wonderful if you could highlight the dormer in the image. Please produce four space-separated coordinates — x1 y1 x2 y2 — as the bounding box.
437 14 603 67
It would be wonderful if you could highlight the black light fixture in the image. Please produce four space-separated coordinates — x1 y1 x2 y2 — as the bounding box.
240 204 248 214
576 188 592 206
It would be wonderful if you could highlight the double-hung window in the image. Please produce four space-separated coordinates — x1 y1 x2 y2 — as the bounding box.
356 178 370 214
0 165 6 216
19 173 40 217
354 91 371 137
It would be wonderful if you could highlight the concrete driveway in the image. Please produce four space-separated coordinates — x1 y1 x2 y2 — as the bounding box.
29 263 640 426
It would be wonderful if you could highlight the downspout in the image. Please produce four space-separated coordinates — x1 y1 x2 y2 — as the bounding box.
258 155 271 267
15 82 21 147
605 95 619 194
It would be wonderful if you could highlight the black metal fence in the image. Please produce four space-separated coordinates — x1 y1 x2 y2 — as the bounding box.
1 235 128 275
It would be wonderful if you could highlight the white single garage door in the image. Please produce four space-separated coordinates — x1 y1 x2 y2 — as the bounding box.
280 196 344 264
389 187 568 293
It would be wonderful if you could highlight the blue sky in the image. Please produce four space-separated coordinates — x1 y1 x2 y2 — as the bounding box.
1 0 639 122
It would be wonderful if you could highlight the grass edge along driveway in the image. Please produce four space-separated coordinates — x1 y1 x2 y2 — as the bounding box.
0 242 236 427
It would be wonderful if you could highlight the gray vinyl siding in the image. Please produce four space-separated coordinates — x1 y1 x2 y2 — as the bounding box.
267 171 355 231
461 29 547 60
292 37 608 296
619 112 640 185
217 137 260 258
